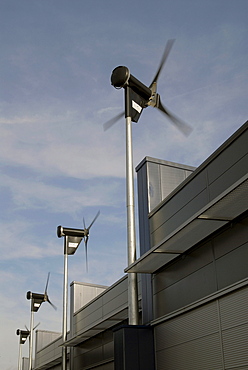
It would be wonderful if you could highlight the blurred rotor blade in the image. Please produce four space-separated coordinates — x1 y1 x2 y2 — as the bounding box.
47 297 57 311
88 210 100 231
34 322 40 330
150 39 176 87
103 111 125 131
157 98 192 136
84 236 89 273
44 272 50 295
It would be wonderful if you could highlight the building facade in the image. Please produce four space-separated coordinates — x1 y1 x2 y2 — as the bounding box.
33 121 248 369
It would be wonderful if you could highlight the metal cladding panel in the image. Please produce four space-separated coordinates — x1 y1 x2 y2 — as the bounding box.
209 154 248 201
153 263 217 317
137 160 150 256
150 189 208 247
207 127 248 186
219 286 248 330
136 157 195 243
154 283 248 370
222 324 248 369
71 282 108 314
150 168 206 226
155 301 223 370
147 160 161 212
160 165 189 201
102 277 127 304
220 287 248 369
156 333 222 370
153 241 213 294
216 242 248 290
149 122 248 254
74 300 103 335
35 335 65 369
213 217 248 259
149 171 207 245
72 276 129 338
35 330 61 352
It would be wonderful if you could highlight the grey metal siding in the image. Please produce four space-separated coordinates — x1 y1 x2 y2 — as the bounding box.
219 287 248 369
155 301 223 370
154 286 248 370
153 214 248 318
150 171 208 247
136 157 195 323
73 330 114 369
149 122 248 249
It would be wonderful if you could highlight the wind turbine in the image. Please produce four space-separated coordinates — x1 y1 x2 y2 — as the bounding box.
57 211 100 370
104 40 192 325
16 323 40 370
26 273 56 370
16 328 29 370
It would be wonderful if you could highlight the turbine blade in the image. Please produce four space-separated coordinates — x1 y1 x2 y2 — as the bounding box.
150 39 176 87
44 272 50 295
88 210 100 230
103 111 125 131
47 297 57 310
33 322 40 330
157 98 192 136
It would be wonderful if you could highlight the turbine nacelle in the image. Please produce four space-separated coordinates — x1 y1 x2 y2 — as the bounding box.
26 273 56 312
111 66 152 101
57 211 100 270
104 39 192 136
57 226 86 238
16 329 30 344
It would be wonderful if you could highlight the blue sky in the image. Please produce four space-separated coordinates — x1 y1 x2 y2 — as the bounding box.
0 0 247 368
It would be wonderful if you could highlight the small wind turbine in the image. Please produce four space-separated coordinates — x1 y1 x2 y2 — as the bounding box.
57 211 100 370
16 323 40 370
104 40 192 325
26 273 56 370
16 328 29 370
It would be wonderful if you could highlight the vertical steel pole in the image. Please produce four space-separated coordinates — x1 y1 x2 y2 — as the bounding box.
18 340 22 370
28 309 34 370
126 115 139 325
62 241 68 370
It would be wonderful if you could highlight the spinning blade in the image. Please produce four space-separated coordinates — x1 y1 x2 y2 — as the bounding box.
156 97 192 136
150 39 175 89
44 272 57 310
103 111 125 131
83 211 100 272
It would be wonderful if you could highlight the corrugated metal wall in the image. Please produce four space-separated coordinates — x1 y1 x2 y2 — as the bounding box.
152 215 248 318
154 285 248 369
72 330 114 370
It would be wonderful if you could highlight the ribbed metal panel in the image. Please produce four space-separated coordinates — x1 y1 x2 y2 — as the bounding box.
222 323 248 369
156 333 223 370
155 301 223 369
219 285 248 330
219 287 248 369
154 286 248 369
155 301 219 351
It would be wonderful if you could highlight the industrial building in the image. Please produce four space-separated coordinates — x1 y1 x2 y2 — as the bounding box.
28 120 247 369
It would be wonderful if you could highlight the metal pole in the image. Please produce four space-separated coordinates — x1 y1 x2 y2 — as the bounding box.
126 115 139 325
62 245 68 370
18 340 22 370
28 309 34 370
